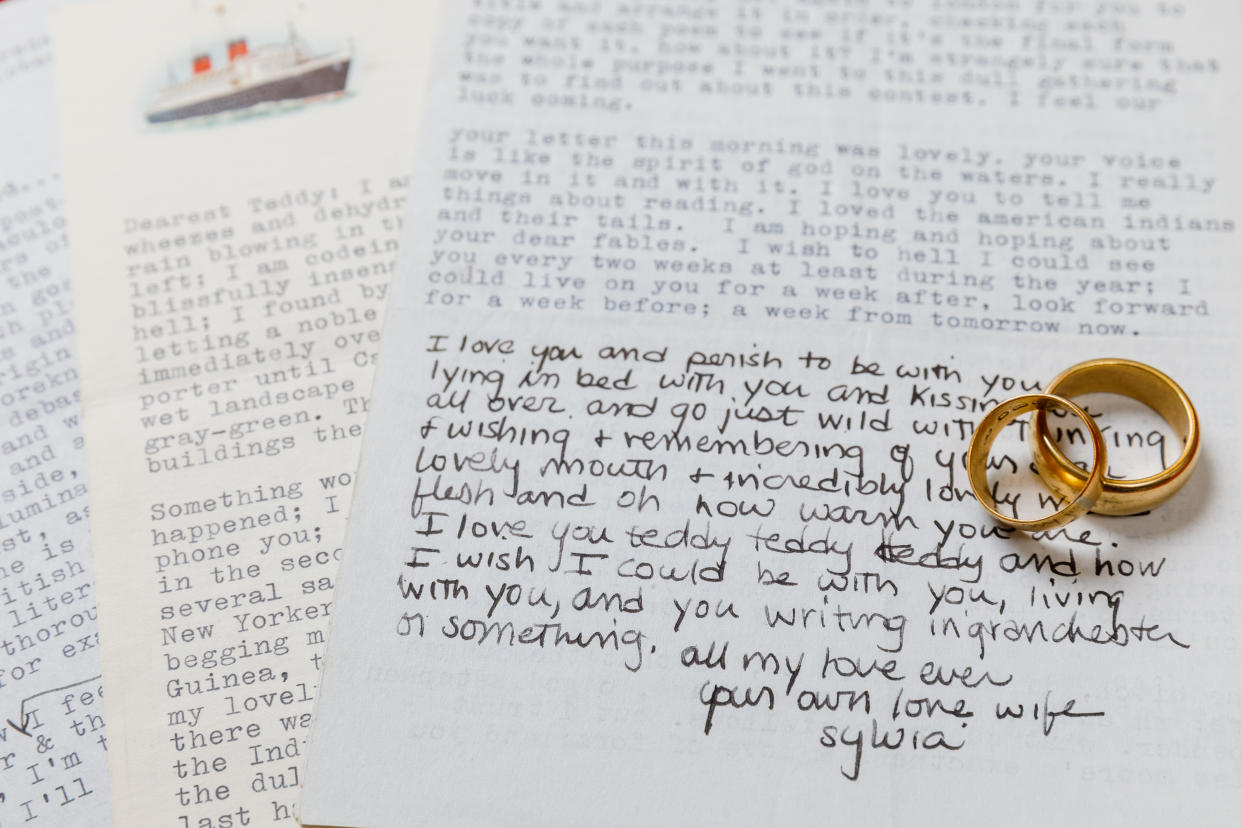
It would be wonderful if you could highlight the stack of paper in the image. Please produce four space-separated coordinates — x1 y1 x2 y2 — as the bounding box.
0 0 1239 825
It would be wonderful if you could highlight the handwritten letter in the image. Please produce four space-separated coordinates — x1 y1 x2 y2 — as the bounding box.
303 307 1238 826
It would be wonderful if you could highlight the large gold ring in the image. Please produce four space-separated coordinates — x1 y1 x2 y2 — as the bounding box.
1030 358 1200 516
968 393 1106 532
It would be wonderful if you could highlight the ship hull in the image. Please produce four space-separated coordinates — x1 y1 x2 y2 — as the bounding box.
147 58 350 124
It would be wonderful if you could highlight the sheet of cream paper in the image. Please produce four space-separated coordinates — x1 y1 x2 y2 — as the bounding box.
303 1 1242 826
303 308 1239 827
52 0 438 825
0 1 112 825
331 0 1240 334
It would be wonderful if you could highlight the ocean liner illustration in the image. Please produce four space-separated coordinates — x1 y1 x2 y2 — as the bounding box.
146 29 351 124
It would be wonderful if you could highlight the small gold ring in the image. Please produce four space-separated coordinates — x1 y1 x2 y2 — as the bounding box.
1030 358 1200 516
968 393 1106 532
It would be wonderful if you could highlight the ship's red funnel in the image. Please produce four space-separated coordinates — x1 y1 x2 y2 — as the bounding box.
228 39 248 61
192 53 211 74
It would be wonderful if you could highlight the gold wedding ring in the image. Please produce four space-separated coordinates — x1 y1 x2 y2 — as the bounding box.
967 394 1107 532
1030 358 1200 516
